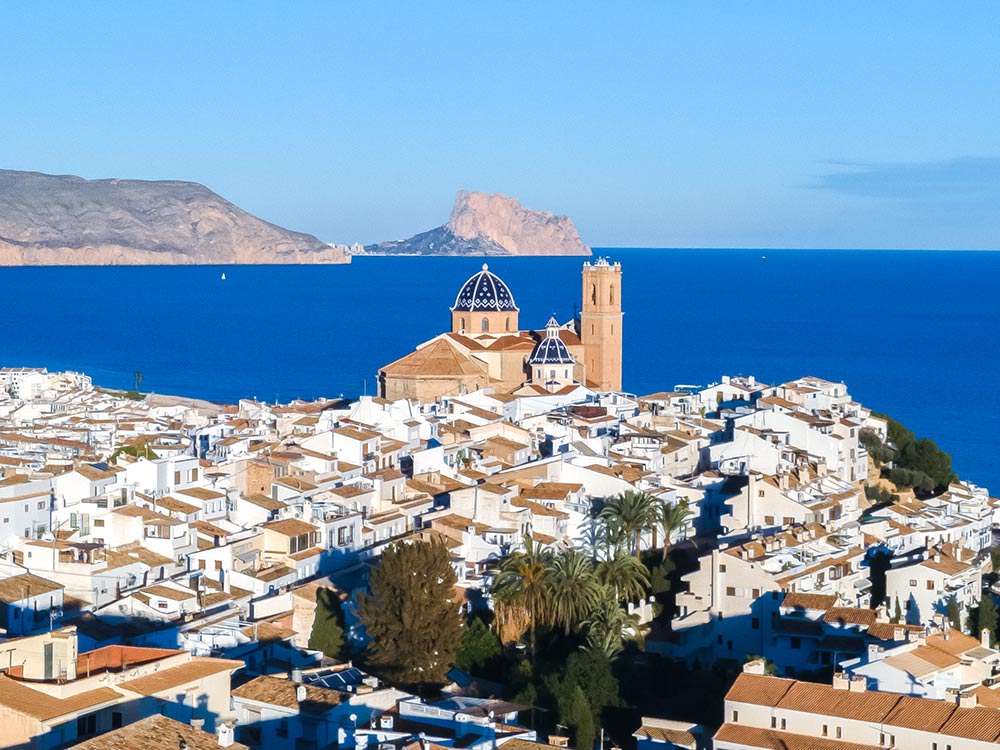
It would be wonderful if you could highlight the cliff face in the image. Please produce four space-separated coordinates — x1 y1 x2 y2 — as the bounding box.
364 190 590 256
0 170 349 265
447 190 590 256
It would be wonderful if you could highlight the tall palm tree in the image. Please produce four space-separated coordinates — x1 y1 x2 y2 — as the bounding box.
652 498 693 560
599 490 656 557
583 586 642 658
546 548 602 636
492 535 552 661
595 548 650 604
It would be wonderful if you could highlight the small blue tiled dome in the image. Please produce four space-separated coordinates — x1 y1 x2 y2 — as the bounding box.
529 317 575 365
451 264 518 313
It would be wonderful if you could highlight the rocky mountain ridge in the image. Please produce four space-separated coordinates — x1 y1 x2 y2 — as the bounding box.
363 190 590 256
0 170 349 266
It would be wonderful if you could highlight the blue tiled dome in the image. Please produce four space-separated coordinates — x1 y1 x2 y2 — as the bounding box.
451 264 518 313
529 317 575 365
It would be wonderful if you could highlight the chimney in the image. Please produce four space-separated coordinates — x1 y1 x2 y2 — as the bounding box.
191 719 205 731
291 668 303 684
959 691 978 709
296 684 307 702
893 627 905 641
875 604 888 623
867 644 883 663
743 659 766 675
984 628 992 649
848 676 867 693
217 722 235 748
548 737 570 748
832 672 850 691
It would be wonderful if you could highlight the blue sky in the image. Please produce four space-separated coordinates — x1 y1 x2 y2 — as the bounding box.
3 3 999 249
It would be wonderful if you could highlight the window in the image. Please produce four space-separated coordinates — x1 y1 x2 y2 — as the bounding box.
791 637 801 649
731 710 738 722
752 617 760 630
719 564 727 572
94 519 104 527
481 317 489 332
157 601 168 609
927 580 934 590
752 588 761 598
505 317 511 332
780 719 786 730
726 586 736 596
112 712 123 729
37 500 46 510
836 728 841 739
771 717 777 728
276 719 288 738
822 725 828 737
909 579 917 586
77 714 97 737
174 471 181 484
765 515 774 524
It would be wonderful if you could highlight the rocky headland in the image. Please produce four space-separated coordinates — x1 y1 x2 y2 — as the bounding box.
0 170 349 266
363 190 591 256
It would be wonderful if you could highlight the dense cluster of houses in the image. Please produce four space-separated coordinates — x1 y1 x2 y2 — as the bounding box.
0 365 997 749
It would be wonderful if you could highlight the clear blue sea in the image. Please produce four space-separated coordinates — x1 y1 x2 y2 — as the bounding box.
2 249 998 491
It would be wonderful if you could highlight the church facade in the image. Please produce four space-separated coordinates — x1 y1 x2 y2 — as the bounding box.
378 259 623 402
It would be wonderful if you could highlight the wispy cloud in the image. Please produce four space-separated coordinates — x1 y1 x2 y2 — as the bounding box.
811 156 1000 199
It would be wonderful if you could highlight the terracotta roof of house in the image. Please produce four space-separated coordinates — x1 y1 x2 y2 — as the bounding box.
776 680 899 723
244 493 286 511
781 592 837 611
723 673 796 706
263 518 317 537
713 723 881 750
232 674 347 713
118 657 243 696
0 674 122 721
882 694 957 732
939 705 1000 742
822 608 877 627
0 572 63 603
69 714 248 750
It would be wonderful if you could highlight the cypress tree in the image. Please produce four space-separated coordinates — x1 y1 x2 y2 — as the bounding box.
979 595 999 645
308 586 347 660
357 540 463 686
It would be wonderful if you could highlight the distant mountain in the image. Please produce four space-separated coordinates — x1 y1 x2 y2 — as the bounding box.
364 190 591 256
0 170 349 265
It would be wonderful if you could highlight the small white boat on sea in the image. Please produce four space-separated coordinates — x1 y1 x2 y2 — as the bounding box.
221 272 227 280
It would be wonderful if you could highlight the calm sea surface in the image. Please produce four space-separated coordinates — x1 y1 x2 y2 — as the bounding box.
2 249 998 491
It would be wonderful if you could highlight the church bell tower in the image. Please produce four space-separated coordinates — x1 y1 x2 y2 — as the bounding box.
580 258 623 391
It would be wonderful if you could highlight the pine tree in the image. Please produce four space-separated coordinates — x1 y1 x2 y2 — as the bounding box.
357 540 463 686
892 597 902 625
308 587 347 660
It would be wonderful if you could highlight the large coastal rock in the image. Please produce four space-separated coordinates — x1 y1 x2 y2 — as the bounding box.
0 170 349 265
364 190 590 256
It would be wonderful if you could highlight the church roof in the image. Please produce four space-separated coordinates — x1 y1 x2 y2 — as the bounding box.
528 318 576 365
451 264 518 313
380 338 488 378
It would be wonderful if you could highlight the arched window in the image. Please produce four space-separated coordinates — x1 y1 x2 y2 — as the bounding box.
591 284 597 305
505 317 511 332
609 284 615 305
481 317 489 332
460 317 466 331
550 369 556 381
